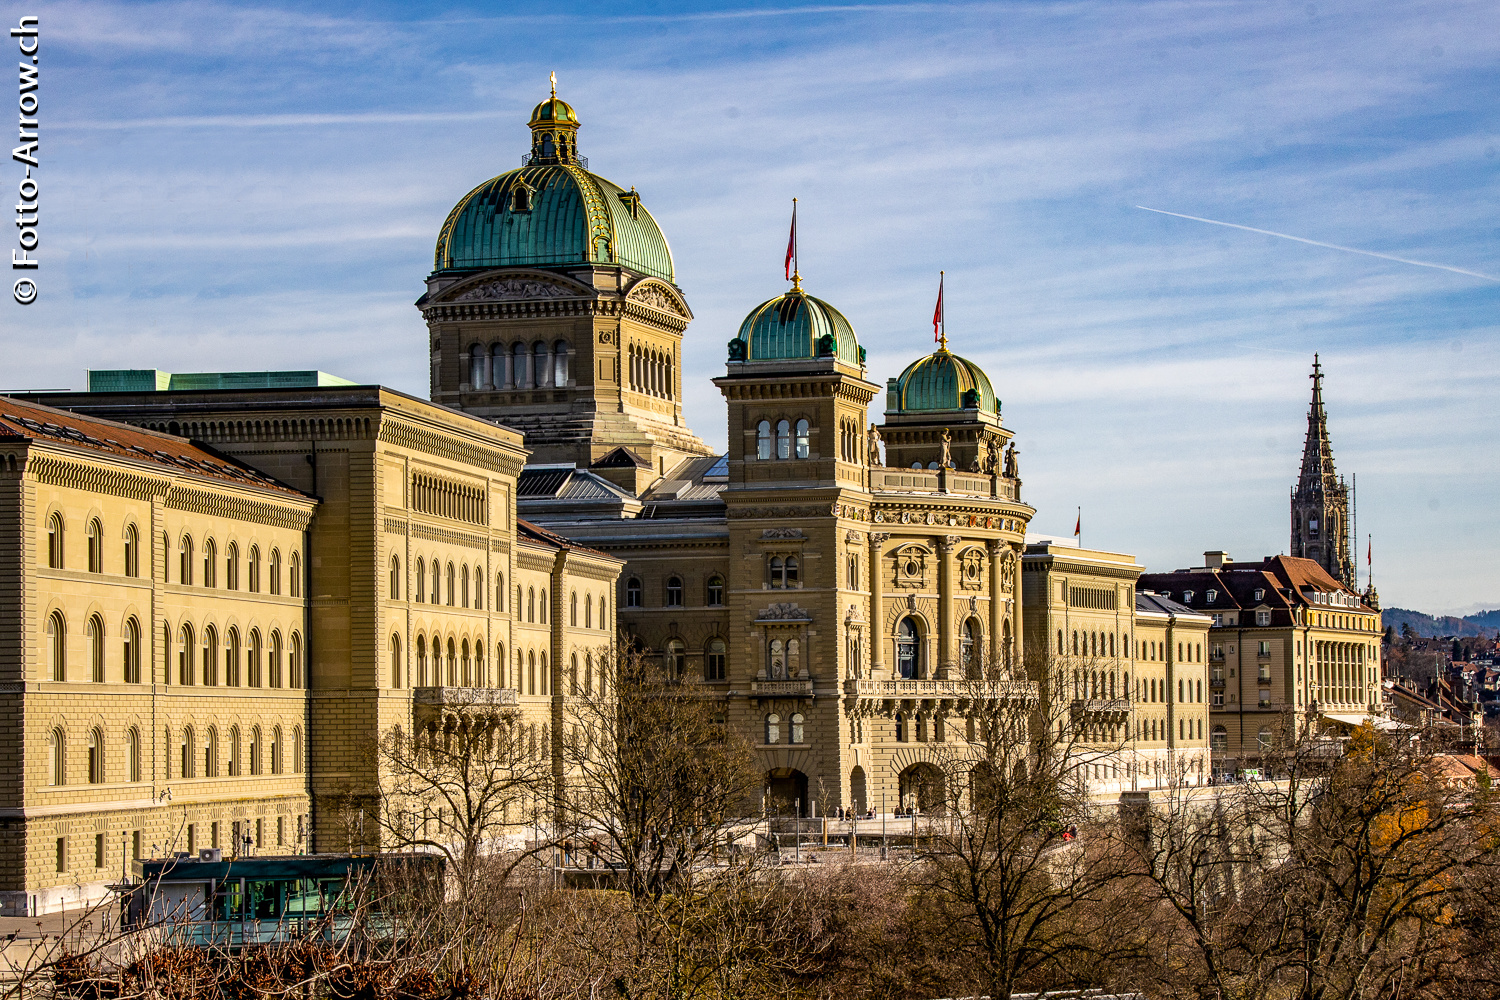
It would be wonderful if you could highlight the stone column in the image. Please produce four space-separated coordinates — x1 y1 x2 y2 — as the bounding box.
1010 547 1024 674
939 535 961 679
869 533 890 678
987 540 1005 676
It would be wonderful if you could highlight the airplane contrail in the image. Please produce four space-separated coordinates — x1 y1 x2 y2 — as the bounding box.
1136 205 1500 283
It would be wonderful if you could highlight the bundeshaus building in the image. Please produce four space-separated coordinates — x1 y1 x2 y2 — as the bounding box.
7 86 1397 913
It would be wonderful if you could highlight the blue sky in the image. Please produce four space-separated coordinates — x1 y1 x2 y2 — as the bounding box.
13 0 1499 614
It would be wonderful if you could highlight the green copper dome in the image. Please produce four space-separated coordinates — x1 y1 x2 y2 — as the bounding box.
432 93 675 282
888 349 999 414
729 288 862 365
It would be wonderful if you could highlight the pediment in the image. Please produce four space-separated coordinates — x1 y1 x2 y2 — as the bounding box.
441 271 594 304
624 278 692 319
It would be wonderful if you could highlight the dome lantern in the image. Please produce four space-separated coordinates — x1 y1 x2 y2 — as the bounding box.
527 72 582 166
729 287 864 368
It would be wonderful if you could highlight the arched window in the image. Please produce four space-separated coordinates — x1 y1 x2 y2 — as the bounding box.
269 548 281 595
626 578 642 608
181 727 196 779
390 634 402 688
474 567 484 610
293 727 304 773
961 619 979 680
229 726 242 776
794 418 810 459
127 727 140 783
790 713 805 744
665 576 683 607
784 556 799 587
289 552 301 597
202 625 218 685
248 629 262 687
431 561 441 604
446 639 457 686
526 586 535 621
768 639 787 680
178 623 194 685
599 596 607 628
289 633 303 688
248 545 261 592
897 617 920 680
180 535 193 585
528 650 537 695
86 518 103 573
48 610 66 681
124 617 141 683
269 631 283 688
271 727 282 775
706 576 724 606
415 557 425 602
765 713 781 745
497 572 505 611
226 542 239 590
124 524 139 577
776 419 791 459
496 642 506 688
1210 726 1228 752
540 589 548 624
461 639 472 686
1257 726 1274 752
87 615 104 682
756 420 772 460
248 726 261 776
203 539 217 588
390 555 401 600
512 341 530 388
533 341 551 387
87 728 105 784
49 728 65 785
225 627 242 687
553 339 569 385
769 557 783 588
447 563 456 606
665 639 685 680
47 512 64 568
204 725 218 778
416 636 428 687
705 638 726 681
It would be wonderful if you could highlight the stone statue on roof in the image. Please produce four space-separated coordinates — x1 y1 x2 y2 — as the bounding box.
940 428 952 469
1005 442 1018 479
867 423 883 467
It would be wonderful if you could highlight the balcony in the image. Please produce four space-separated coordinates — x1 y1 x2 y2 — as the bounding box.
1070 698 1131 721
845 677 1038 712
412 686 519 711
750 679 815 697
869 469 1020 502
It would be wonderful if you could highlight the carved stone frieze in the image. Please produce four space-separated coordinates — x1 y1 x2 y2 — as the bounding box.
757 602 811 622
450 278 578 302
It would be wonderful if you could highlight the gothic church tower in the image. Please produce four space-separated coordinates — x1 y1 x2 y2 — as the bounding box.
1290 355 1353 586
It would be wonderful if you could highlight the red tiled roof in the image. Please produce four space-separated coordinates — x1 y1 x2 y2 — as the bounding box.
516 518 615 560
0 395 309 498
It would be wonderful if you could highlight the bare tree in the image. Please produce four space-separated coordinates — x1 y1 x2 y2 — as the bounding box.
374 700 552 901
919 649 1143 1000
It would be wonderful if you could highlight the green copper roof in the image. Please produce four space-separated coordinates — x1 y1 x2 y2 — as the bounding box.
529 96 578 124
731 289 861 365
887 349 999 415
434 165 674 281
87 369 356 392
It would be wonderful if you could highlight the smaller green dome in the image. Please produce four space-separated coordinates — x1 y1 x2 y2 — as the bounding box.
889 349 999 414
530 96 578 125
729 288 862 365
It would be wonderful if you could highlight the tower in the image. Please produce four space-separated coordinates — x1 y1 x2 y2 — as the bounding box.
1291 354 1354 586
417 84 712 486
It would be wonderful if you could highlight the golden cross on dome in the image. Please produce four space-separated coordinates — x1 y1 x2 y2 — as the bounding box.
550 71 557 99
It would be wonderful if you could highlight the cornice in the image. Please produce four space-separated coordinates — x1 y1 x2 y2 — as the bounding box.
377 418 525 479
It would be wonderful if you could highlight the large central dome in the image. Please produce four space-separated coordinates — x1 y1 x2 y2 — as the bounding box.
432 93 676 282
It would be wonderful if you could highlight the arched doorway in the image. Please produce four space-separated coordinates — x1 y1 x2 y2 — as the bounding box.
898 763 946 814
850 766 868 815
897 617 920 679
766 768 809 817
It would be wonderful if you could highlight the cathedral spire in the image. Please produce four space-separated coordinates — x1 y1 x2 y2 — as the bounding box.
1291 353 1354 586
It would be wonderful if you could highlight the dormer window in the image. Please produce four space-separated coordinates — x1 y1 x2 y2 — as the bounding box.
1253 589 1264 601
1183 591 1195 603
511 182 533 213
1206 589 1217 604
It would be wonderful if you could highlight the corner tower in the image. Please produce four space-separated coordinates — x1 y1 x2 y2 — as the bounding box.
1291 355 1353 586
417 84 712 476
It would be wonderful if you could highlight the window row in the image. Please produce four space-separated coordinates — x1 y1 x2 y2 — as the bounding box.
755 419 811 460
894 617 991 680
167 622 303 688
46 514 141 575
659 637 729 682
623 575 724 608
628 343 675 400
398 635 553 696
45 723 302 786
464 340 571 391
395 556 493 610
568 589 612 627
171 531 300 595
763 712 806 745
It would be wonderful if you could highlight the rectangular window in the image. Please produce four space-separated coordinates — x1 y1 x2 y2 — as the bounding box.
1212 693 1224 707
95 833 105 869
1258 689 1271 706
1258 641 1271 657
1256 611 1271 626
56 837 67 873
132 830 141 861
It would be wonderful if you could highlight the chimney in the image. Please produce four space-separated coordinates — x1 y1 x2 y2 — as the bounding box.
1204 550 1229 570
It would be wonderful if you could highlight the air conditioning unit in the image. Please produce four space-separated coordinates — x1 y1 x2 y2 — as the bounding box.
198 848 223 863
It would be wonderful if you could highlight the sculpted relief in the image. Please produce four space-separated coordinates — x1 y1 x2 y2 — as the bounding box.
450 278 577 302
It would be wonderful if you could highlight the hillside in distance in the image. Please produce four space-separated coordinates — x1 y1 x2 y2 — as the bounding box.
1382 607 1500 638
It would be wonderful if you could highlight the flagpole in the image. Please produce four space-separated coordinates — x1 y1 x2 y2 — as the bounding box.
939 271 946 351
